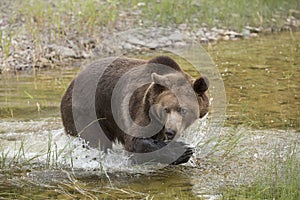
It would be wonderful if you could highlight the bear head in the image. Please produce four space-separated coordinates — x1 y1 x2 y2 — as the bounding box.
145 71 209 141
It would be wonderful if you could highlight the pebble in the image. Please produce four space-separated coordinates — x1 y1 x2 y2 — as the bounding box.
169 32 184 41
0 13 299 72
123 43 133 50
200 37 209 43
127 36 146 46
144 41 159 49
245 26 262 33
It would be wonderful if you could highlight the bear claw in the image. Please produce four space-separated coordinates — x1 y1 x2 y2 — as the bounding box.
133 138 194 165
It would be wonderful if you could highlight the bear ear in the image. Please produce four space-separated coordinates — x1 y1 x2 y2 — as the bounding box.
193 76 209 95
151 73 169 87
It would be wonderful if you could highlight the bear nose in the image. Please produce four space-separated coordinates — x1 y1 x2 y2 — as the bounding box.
165 128 176 140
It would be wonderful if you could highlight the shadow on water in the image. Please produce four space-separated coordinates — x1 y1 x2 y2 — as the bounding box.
0 31 299 199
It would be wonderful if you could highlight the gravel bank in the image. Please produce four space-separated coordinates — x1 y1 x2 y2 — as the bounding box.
0 1 299 73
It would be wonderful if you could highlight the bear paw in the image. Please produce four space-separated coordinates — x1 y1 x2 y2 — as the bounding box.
169 141 194 165
132 138 194 165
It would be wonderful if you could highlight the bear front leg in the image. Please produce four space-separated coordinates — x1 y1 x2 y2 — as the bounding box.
129 138 194 165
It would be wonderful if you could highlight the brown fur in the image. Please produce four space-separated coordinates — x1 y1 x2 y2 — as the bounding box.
61 56 209 164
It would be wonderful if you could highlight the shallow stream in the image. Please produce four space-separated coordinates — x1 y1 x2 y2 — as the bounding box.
0 31 299 199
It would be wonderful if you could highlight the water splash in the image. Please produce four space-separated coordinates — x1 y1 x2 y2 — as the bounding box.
0 118 209 173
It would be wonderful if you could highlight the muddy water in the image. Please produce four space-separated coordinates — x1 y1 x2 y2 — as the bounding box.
0 32 299 199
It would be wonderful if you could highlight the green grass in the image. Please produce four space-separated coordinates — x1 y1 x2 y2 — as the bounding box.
132 0 300 29
0 29 13 59
1 0 298 73
0 134 72 171
14 0 119 40
222 142 300 200
3 0 299 44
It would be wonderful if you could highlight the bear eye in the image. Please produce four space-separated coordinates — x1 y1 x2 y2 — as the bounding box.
163 107 171 113
178 107 187 115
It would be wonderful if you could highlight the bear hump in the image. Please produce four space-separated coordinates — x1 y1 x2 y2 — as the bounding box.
148 56 181 71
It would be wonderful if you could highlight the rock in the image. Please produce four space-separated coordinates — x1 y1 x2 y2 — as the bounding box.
60 46 77 58
208 36 217 42
195 29 204 37
223 30 243 38
229 30 240 36
263 28 273 33
242 28 251 38
200 37 209 43
250 33 258 37
127 36 145 46
245 26 262 33
38 57 49 64
144 41 159 49
201 22 208 27
82 51 92 59
222 35 230 41
211 27 218 32
205 32 211 37
158 36 170 44
123 43 133 50
286 16 300 27
174 41 187 47
137 2 146 7
169 32 183 42
36 57 51 68
79 38 96 49
178 23 187 30
46 44 77 58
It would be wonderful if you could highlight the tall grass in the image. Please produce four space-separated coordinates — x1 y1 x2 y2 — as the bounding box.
6 0 300 43
222 142 299 199
0 29 13 59
119 0 299 29
14 0 119 41
0 134 73 171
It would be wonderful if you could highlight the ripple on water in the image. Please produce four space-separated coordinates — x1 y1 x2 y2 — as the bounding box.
0 119 299 198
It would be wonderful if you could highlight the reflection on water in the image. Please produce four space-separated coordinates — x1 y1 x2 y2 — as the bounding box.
0 31 299 199
0 67 78 119
1 32 299 128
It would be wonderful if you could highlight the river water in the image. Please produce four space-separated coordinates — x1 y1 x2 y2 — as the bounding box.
0 32 299 199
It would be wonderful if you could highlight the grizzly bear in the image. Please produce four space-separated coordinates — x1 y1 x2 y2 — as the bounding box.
60 56 209 165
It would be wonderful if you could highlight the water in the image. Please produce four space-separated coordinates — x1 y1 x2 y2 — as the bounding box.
210 31 300 129
0 32 299 199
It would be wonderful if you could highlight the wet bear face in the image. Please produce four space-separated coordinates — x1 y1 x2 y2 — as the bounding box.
150 73 209 141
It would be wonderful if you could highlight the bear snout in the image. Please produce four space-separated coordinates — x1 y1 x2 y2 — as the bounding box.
165 128 176 140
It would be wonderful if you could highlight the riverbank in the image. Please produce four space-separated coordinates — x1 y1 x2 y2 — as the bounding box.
0 0 299 72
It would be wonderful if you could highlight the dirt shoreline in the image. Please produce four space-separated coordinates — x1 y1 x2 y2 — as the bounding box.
0 2 299 73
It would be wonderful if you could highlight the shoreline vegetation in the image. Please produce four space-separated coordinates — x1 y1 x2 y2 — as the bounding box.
0 0 299 72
